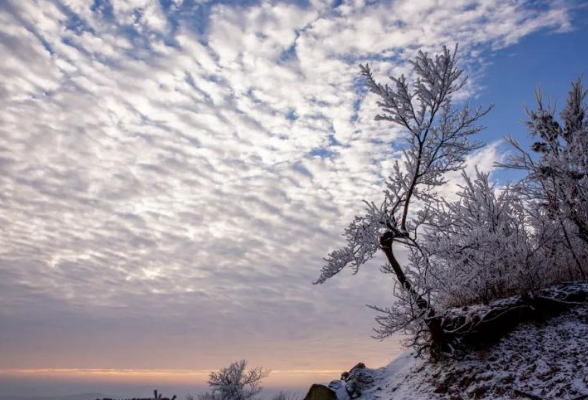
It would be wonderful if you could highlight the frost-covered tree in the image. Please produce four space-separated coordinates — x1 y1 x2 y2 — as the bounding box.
198 360 270 400
423 169 560 306
500 79 588 279
315 45 491 355
371 167 584 354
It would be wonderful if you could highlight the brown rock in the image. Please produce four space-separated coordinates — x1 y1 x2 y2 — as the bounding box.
303 384 337 400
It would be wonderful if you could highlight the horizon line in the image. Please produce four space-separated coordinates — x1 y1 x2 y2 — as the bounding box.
0 368 344 375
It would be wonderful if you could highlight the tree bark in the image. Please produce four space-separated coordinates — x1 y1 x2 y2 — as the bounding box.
379 231 446 356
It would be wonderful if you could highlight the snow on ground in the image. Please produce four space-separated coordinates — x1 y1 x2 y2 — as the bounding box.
329 304 588 400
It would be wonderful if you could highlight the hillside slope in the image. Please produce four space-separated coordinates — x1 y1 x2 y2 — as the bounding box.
328 304 588 400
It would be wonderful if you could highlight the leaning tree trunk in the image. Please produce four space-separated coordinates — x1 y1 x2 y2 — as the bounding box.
379 232 447 357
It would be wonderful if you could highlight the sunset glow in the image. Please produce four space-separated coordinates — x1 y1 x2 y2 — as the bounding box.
0 368 343 386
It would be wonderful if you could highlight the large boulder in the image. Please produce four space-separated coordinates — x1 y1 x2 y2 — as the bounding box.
303 384 337 400
323 362 378 400
342 362 375 398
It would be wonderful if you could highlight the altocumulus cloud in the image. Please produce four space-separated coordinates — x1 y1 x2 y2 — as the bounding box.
0 0 574 371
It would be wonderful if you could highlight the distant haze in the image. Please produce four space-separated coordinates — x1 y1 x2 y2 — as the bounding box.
0 368 332 398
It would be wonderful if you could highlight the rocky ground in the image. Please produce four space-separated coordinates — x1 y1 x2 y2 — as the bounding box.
319 288 588 400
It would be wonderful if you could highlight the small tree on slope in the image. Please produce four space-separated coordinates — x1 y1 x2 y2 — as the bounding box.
198 360 270 400
314 45 491 356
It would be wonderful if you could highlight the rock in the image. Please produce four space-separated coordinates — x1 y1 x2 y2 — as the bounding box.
348 367 375 389
303 384 337 400
328 380 344 391
327 380 350 400
337 361 376 399
345 379 361 399
349 363 366 372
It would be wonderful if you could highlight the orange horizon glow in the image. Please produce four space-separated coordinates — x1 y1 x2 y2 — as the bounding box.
0 368 347 388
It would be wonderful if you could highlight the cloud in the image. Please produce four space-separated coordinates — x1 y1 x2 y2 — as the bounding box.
0 0 574 372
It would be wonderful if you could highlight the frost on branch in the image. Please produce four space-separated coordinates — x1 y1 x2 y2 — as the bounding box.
315 45 588 359
499 78 588 279
315 200 389 284
371 169 588 357
198 360 270 400
315 45 490 285
315 45 491 357
424 169 559 307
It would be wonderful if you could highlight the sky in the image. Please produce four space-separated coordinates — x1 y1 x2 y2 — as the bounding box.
0 0 587 397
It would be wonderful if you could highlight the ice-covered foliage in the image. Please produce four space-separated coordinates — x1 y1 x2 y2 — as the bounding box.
360 169 586 355
316 45 588 358
198 360 270 400
315 45 491 356
501 79 588 279
315 45 489 285
423 169 564 307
